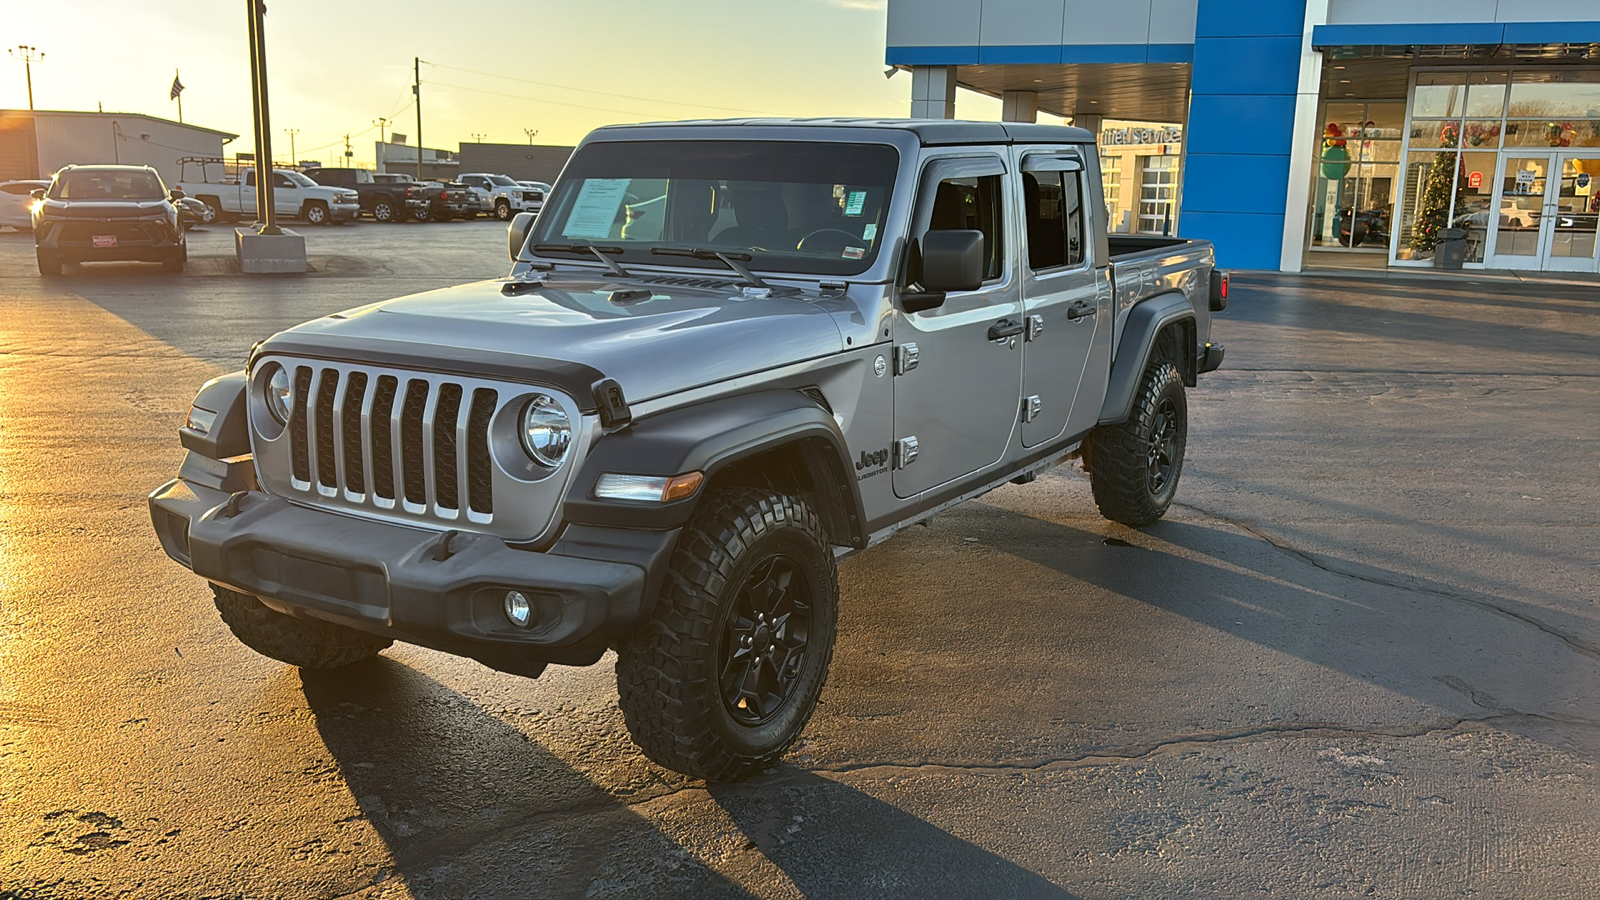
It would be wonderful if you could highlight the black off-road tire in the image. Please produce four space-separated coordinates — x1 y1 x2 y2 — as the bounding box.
1085 360 1188 527
161 246 187 274
616 488 839 782
212 584 392 669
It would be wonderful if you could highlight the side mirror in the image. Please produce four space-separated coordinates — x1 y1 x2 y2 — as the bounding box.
507 211 537 262
169 188 185 200
31 188 45 201
901 229 985 313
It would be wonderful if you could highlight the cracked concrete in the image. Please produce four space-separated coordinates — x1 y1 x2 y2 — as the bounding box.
2 233 1599 898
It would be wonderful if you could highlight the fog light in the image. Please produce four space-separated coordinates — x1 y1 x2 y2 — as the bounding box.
504 590 533 627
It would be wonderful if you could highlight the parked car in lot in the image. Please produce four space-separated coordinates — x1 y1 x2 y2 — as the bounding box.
302 166 428 224
33 164 185 274
150 119 1226 781
516 180 549 209
458 172 540 219
174 158 360 226
174 195 210 230
372 173 477 221
1 179 50 231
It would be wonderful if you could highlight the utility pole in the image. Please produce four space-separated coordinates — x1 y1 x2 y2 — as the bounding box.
8 46 43 111
373 116 390 145
413 57 423 179
342 133 352 165
524 128 538 145
283 127 298 166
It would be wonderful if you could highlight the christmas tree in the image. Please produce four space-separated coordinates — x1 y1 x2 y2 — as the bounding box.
1410 123 1464 255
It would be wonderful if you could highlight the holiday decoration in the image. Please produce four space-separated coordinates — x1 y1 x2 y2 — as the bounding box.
1321 123 1351 180
1409 123 1465 256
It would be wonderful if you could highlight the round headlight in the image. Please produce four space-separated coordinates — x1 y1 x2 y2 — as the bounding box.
265 364 294 424
520 394 571 468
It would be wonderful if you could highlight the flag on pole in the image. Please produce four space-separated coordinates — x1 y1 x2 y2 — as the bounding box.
170 71 185 100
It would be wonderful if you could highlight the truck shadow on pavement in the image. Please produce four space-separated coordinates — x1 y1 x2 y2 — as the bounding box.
299 659 1075 899
958 498 1600 759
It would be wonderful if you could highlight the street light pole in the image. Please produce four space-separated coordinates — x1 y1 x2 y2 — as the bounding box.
524 128 538 145
245 0 279 233
414 57 423 179
8 46 43 111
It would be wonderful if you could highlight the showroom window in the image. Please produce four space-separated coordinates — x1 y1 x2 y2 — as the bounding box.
1101 156 1123 232
1308 100 1404 253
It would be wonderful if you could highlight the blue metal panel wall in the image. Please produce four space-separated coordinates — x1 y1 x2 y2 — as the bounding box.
1179 0 1307 270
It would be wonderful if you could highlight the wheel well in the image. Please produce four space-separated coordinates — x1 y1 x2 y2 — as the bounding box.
1151 318 1197 387
701 438 861 549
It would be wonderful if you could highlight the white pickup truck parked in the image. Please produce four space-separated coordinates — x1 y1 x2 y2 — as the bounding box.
174 158 360 226
458 173 542 220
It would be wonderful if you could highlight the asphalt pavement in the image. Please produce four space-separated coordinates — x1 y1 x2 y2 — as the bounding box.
1 221 1597 899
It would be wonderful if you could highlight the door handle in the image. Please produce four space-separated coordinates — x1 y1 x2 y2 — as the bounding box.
988 318 1026 341
1066 301 1097 321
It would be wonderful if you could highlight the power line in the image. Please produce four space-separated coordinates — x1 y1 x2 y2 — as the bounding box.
425 80 714 120
426 61 763 114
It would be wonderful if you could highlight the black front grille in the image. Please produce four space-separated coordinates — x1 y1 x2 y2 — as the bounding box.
282 366 495 517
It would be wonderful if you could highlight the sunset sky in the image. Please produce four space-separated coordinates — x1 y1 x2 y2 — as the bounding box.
3 0 1014 166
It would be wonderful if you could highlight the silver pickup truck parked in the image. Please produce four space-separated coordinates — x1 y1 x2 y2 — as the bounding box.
150 119 1226 781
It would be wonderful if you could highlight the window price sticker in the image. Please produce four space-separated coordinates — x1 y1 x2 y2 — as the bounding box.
843 190 867 217
563 178 631 239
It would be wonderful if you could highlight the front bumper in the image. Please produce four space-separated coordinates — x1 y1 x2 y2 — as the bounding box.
330 202 361 221
150 468 678 674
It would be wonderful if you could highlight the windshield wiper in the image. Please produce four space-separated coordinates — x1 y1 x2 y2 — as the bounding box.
650 247 770 290
530 242 630 276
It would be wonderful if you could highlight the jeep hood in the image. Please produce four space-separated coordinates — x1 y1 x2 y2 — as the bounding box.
261 276 845 404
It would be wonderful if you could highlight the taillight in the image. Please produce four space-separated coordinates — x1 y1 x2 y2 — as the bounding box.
1220 274 1228 299
439 189 447 200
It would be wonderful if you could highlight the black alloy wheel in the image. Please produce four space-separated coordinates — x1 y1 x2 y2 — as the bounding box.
1146 395 1180 495
1085 360 1188 527
719 555 813 726
616 488 839 781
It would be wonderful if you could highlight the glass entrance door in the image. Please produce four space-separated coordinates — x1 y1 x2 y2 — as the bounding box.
1544 153 1600 273
1488 153 1600 272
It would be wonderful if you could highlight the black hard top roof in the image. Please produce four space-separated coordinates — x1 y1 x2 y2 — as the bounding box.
591 118 1095 146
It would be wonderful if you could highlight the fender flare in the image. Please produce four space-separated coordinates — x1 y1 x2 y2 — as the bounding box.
1098 292 1195 425
179 370 251 460
564 390 866 547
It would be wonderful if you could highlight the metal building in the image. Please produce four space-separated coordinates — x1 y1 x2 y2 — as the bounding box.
887 0 1600 274
457 143 575 184
0 109 236 187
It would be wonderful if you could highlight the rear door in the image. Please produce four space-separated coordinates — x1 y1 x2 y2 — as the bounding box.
240 170 257 217
1016 150 1103 447
891 154 1024 498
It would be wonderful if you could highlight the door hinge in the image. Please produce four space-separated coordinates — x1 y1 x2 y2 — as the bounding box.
894 436 919 469
894 342 920 375
1022 395 1042 423
1026 314 1045 342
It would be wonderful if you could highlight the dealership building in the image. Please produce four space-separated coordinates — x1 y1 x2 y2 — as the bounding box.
887 1 1600 273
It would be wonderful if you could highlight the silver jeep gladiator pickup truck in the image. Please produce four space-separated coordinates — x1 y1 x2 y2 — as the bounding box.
150 119 1227 781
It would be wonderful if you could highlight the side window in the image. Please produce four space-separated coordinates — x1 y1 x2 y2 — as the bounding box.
244 171 255 187
1023 166 1086 271
925 174 1004 282
272 173 294 189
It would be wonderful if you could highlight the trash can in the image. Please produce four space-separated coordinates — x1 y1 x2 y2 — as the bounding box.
1434 228 1468 269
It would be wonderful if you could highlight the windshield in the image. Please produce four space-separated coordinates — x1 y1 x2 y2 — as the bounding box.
489 175 518 187
51 169 165 201
285 171 318 188
528 140 898 277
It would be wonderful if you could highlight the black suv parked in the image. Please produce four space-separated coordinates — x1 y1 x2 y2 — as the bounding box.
33 165 186 275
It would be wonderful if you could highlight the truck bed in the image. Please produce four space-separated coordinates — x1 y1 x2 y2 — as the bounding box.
1105 235 1216 363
